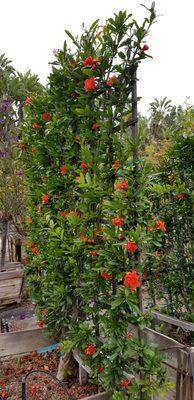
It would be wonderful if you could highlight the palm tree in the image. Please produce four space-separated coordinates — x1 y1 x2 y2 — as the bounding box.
149 97 173 139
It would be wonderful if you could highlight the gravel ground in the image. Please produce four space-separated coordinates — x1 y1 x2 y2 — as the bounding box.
0 303 35 333
0 350 98 400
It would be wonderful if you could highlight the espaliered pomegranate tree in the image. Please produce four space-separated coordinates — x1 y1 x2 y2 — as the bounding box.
22 4 171 399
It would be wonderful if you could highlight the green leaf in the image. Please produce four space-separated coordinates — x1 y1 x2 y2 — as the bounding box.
65 30 80 48
74 108 90 116
82 69 94 76
111 297 123 309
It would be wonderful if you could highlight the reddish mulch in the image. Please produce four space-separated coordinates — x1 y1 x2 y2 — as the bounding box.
0 350 98 399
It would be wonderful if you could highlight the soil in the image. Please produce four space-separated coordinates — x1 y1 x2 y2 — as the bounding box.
161 325 194 346
0 349 98 400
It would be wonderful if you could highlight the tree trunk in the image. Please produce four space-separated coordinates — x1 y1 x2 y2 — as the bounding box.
57 351 74 381
0 219 8 271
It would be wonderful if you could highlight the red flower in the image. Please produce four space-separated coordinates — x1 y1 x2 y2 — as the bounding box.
24 96 31 105
127 332 133 339
112 160 120 170
117 179 128 191
41 194 49 204
42 113 51 122
89 249 98 256
156 219 166 233
85 344 97 355
83 56 97 68
1 391 8 399
176 193 185 200
124 242 138 253
106 75 117 87
141 44 149 52
60 211 68 218
124 271 139 290
37 320 43 328
84 77 96 92
32 123 41 129
30 386 37 397
101 272 112 280
98 366 105 373
60 165 68 174
120 379 131 388
92 122 99 131
31 246 40 255
112 217 124 227
80 162 88 173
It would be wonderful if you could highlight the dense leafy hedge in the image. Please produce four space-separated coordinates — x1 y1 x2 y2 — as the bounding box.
21 6 172 399
145 107 194 323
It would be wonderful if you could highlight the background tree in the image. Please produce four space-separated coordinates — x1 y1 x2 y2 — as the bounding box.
0 54 43 268
145 105 193 329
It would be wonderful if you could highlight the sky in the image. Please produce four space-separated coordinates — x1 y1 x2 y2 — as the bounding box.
0 0 194 114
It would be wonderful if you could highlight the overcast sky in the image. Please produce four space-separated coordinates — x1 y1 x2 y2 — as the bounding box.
0 0 194 114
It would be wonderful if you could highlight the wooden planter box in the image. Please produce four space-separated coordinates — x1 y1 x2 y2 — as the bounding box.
72 324 194 400
149 311 194 400
0 317 54 357
72 349 111 400
0 266 24 306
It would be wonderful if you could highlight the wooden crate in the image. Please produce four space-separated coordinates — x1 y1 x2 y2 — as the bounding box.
0 267 24 306
0 323 54 357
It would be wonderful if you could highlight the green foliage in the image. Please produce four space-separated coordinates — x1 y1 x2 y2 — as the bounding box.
0 53 43 233
144 105 194 325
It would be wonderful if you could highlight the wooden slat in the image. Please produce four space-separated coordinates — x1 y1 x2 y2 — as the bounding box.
128 324 184 369
0 282 23 299
4 262 23 268
176 350 182 400
151 311 194 332
0 269 23 280
72 349 91 374
0 327 54 357
79 364 89 385
81 392 111 400
189 349 194 399
0 298 21 306
0 278 22 288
